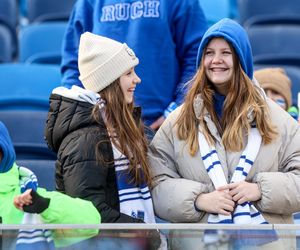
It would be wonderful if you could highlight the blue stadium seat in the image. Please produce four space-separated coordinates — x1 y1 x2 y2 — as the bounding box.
19 22 67 64
200 0 231 26
254 64 300 106
0 0 18 31
229 0 239 20
0 110 56 161
247 24 300 67
0 0 18 58
27 0 76 23
16 159 56 191
0 63 60 110
0 23 13 62
238 0 300 26
294 213 300 250
285 67 300 106
19 0 27 18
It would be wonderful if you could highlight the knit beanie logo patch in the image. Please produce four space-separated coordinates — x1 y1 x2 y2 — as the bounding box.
125 47 136 60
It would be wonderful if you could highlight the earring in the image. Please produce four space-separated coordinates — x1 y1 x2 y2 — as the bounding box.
97 98 106 109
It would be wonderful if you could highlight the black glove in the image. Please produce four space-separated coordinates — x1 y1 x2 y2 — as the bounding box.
145 229 162 250
23 189 50 214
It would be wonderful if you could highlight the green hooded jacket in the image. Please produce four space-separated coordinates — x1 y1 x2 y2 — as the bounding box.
0 163 101 248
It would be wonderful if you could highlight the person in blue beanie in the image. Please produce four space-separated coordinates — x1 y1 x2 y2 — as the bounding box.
148 18 300 249
60 0 208 129
0 121 15 173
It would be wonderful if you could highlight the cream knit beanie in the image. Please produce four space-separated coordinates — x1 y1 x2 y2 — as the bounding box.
254 67 292 108
78 32 139 93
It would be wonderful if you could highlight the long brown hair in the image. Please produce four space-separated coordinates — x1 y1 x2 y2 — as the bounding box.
177 44 277 156
92 79 152 186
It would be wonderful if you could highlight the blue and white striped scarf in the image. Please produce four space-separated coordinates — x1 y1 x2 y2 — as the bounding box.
111 143 156 224
199 127 277 246
199 127 266 225
16 166 55 250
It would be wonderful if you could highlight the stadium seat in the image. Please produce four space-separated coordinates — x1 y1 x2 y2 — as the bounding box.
247 24 300 67
27 0 76 23
19 0 27 18
0 0 18 31
285 67 300 106
254 64 300 106
19 22 67 64
0 63 60 110
238 0 300 26
16 159 56 191
229 0 239 20
0 110 56 161
0 23 13 63
0 0 18 58
294 212 300 250
200 0 231 26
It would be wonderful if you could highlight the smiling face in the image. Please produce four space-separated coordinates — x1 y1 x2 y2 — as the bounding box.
119 67 141 104
203 37 234 95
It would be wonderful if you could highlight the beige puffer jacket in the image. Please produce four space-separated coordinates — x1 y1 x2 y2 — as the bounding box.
149 98 300 250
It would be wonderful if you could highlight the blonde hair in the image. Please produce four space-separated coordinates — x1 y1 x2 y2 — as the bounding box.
176 46 277 156
92 79 152 186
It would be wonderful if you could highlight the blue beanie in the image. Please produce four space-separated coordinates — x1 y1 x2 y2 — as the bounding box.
196 18 254 79
0 121 16 173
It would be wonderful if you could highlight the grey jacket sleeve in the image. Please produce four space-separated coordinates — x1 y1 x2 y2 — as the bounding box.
255 107 300 214
149 111 209 222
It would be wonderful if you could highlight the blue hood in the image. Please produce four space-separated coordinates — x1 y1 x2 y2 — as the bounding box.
196 18 253 79
0 121 16 173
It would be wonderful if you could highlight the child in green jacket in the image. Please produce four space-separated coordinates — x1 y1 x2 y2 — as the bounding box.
0 121 101 249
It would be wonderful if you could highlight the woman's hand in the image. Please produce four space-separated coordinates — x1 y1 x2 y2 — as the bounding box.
195 190 235 215
218 181 261 204
13 189 32 210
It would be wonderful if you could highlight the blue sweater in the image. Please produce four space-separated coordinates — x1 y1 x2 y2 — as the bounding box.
213 92 226 120
61 0 208 125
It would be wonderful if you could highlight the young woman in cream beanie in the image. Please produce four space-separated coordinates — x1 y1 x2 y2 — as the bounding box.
45 32 163 249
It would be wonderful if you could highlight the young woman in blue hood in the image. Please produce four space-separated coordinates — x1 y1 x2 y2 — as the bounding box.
148 18 300 250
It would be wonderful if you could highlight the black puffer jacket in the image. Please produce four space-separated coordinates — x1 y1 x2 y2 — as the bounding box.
45 93 144 223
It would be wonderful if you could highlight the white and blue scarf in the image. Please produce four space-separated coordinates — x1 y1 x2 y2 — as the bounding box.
111 143 156 224
16 166 55 250
199 127 277 247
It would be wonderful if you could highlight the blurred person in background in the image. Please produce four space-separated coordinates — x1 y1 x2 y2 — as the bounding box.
254 67 298 120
